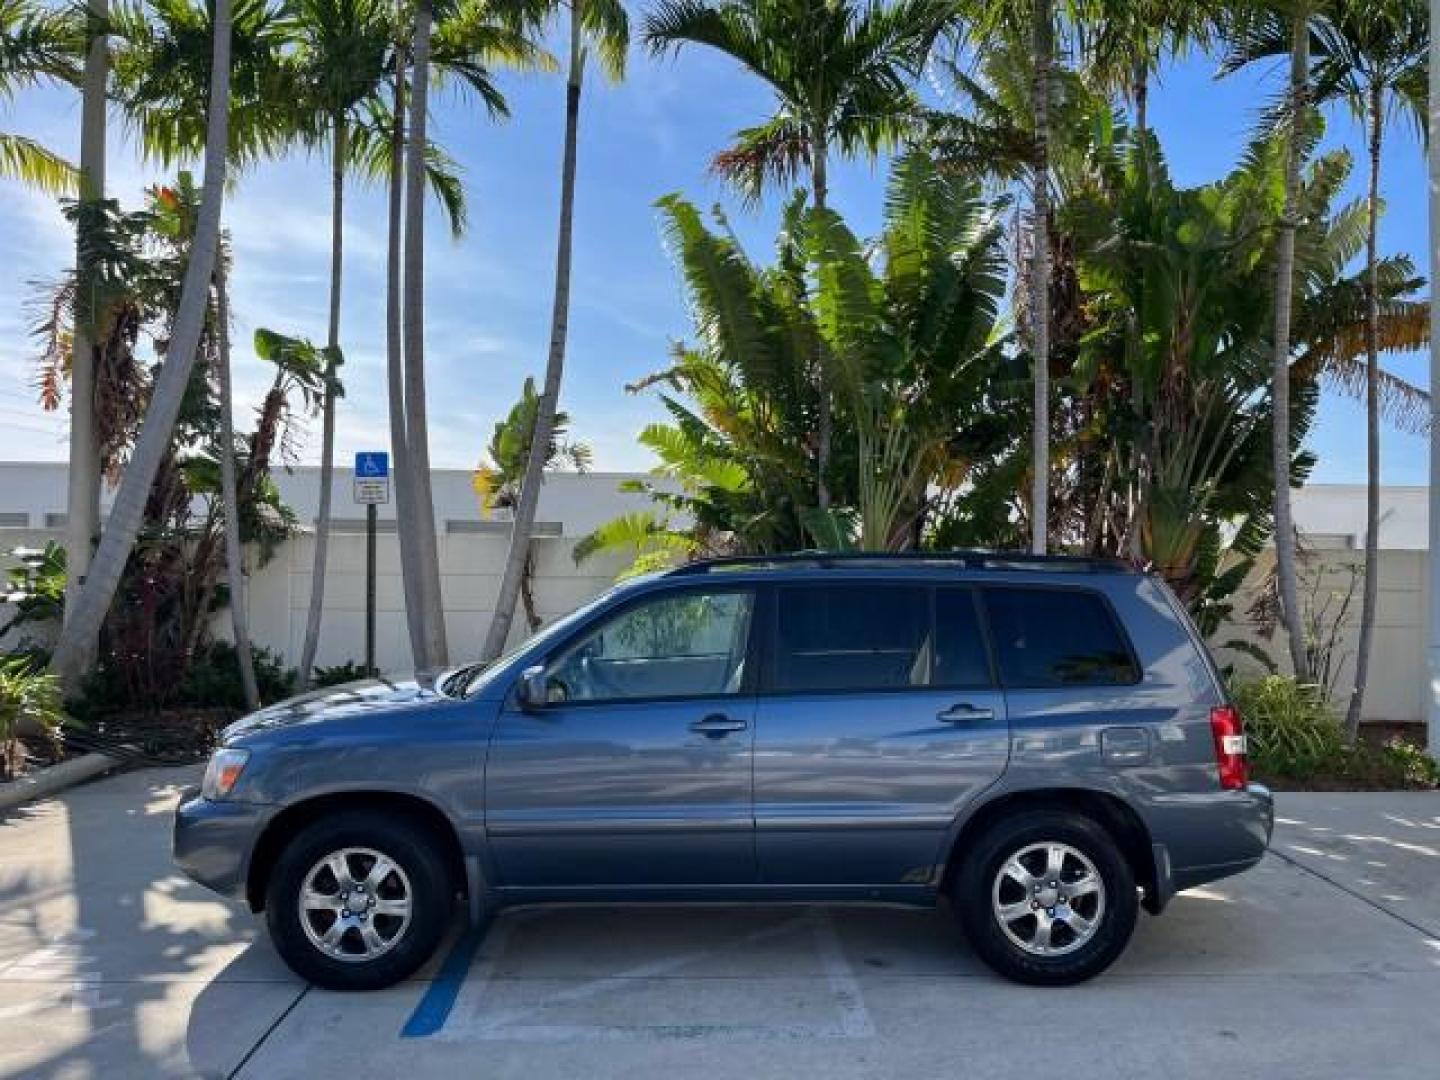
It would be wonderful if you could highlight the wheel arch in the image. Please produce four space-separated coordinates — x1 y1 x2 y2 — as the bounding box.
245 789 467 913
942 787 1161 912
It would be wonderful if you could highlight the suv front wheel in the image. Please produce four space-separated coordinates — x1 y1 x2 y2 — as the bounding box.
954 809 1138 985
265 810 453 991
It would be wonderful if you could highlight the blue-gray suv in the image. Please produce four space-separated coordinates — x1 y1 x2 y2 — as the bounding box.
174 553 1272 989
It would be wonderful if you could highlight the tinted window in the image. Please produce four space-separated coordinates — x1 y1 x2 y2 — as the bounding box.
775 586 927 692
545 589 753 702
983 587 1139 687
934 589 992 687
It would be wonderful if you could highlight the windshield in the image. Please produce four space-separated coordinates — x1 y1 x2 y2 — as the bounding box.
455 582 635 698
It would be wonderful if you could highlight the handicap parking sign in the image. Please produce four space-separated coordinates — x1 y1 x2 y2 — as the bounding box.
355 452 389 478
354 451 390 504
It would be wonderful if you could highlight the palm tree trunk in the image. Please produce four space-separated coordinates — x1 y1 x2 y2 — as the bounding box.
812 126 832 511
1346 81 1383 739
482 6 585 661
298 113 347 687
386 62 427 673
215 236 260 711
1030 0 1052 555
402 0 448 674
61 0 108 687
1271 9 1311 680
49 0 233 689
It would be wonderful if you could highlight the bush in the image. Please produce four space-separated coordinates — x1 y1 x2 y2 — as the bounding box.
176 642 296 710
72 640 296 722
312 660 377 688
1231 676 1344 776
0 655 64 780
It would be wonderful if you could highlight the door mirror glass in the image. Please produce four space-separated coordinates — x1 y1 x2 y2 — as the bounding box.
517 665 549 709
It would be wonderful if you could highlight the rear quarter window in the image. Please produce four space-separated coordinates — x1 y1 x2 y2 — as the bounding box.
982 586 1140 688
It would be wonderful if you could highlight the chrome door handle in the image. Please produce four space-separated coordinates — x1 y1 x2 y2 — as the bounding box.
938 703 995 724
689 714 747 736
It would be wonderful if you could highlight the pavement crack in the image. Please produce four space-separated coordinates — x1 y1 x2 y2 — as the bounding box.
1269 848 1440 942
227 983 311 1079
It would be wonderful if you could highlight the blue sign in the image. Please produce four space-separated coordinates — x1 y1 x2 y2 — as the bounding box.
355 452 389 479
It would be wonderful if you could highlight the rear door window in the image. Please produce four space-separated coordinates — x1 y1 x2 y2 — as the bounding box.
982 587 1139 687
773 585 928 692
933 588 993 688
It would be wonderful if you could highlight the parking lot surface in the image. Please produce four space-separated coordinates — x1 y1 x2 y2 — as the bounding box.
1 767 1437 1079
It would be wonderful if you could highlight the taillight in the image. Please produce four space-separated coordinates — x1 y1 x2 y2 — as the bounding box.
1209 704 1248 790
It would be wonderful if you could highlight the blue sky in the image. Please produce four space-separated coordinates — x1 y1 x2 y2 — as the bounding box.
0 36 1430 485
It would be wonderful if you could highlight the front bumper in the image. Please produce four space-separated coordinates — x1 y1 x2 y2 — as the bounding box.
172 785 269 903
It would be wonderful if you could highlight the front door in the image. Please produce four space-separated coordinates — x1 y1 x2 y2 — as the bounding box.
486 585 758 889
753 583 1010 887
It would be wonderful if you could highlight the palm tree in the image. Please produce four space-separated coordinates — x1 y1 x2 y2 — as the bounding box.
474 377 592 633
0 0 78 191
1028 0 1052 554
1080 0 1223 134
643 0 952 511
50 0 234 690
110 0 295 701
1225 0 1324 680
399 0 450 674
389 0 545 675
1309 0 1427 735
289 0 391 687
213 234 259 708
480 0 626 662
64 0 108 658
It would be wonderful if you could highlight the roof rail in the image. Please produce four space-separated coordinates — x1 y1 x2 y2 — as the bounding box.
665 550 1134 576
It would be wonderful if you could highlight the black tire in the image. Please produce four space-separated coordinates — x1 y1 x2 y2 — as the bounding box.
265 810 453 991
953 809 1138 986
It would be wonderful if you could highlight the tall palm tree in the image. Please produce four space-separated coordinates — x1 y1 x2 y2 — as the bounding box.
110 0 295 703
400 0 447 674
213 234 259 708
289 0 391 686
50 0 234 690
1225 0 1323 680
1028 0 1052 554
1309 0 1427 734
388 0 545 675
0 0 78 191
64 0 108 663
945 0 1066 552
481 0 626 662
1080 0 1223 134
643 0 952 511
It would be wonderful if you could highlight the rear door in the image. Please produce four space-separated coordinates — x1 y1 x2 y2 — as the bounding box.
752 582 1009 887
485 584 758 888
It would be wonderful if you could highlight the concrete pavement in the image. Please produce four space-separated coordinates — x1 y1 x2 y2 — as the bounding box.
1 769 1437 1079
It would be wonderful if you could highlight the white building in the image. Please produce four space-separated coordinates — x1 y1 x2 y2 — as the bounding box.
0 462 1429 724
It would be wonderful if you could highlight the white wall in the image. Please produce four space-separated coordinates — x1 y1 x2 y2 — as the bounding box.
0 463 1430 721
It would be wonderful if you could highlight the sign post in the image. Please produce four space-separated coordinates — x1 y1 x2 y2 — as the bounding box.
354 452 390 675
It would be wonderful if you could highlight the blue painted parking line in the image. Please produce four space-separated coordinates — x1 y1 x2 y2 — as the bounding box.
400 921 489 1038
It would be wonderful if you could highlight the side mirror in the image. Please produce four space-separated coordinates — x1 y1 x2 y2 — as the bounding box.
517 665 548 710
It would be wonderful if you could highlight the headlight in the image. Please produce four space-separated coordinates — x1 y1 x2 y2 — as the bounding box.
201 748 250 800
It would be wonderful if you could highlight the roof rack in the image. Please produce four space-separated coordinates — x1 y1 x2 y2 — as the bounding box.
665 550 1134 576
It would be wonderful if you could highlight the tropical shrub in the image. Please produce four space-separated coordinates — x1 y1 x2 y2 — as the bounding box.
0 655 64 780
72 640 295 721
1231 675 1344 777
0 542 66 648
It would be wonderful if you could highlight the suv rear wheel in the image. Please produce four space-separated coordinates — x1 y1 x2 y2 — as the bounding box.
954 809 1138 985
265 810 453 991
